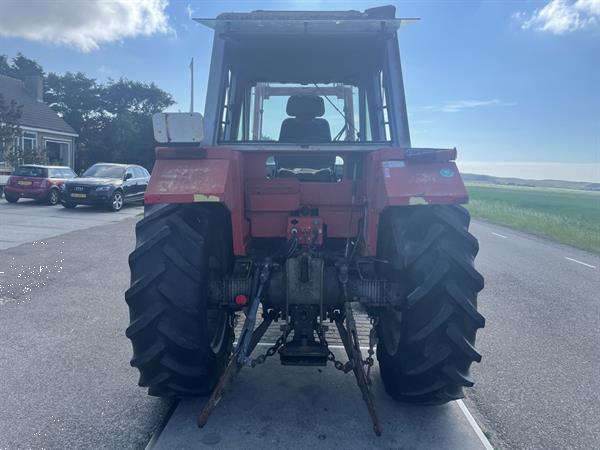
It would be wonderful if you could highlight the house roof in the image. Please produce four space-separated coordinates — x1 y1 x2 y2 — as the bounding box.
0 74 78 136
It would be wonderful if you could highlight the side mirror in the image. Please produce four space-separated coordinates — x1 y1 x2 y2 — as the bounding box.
125 173 133 180
152 112 204 144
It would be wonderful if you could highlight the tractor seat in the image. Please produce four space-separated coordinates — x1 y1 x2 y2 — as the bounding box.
279 95 331 143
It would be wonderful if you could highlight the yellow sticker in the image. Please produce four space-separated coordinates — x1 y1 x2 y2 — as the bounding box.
409 196 429 205
193 194 220 202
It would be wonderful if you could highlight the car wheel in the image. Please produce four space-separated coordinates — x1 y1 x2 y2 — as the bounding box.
5 193 18 203
110 190 124 211
47 189 60 206
62 202 77 209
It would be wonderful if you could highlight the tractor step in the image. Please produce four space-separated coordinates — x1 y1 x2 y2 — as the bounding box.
279 340 329 366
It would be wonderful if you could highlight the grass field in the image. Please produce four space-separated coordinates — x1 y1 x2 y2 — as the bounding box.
466 184 600 254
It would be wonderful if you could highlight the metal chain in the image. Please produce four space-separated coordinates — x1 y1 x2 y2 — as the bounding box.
365 317 379 385
315 324 354 373
327 350 354 373
250 333 286 367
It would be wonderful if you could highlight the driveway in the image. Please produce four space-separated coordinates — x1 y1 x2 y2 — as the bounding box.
0 198 142 250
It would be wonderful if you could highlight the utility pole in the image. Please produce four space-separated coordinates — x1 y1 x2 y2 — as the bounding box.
190 57 194 113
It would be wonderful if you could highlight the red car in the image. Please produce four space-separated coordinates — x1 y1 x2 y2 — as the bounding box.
4 165 77 205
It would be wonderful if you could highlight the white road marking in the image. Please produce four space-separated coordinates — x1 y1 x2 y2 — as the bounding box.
565 257 596 269
491 232 507 239
457 399 494 450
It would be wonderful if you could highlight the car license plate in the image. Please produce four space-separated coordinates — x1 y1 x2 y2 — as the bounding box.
70 193 87 198
18 180 32 186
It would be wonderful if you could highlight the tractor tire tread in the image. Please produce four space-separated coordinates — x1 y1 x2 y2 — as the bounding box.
127 204 232 398
377 205 484 404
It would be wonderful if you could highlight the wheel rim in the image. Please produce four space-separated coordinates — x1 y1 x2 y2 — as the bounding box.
379 309 403 355
113 192 123 210
209 310 230 354
50 191 58 205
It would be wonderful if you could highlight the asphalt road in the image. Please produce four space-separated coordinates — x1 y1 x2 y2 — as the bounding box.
1 201 598 449
0 197 142 249
467 220 600 450
0 207 165 449
153 351 486 449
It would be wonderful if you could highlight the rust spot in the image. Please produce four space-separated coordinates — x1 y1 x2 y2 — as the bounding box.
409 196 429 205
193 194 220 202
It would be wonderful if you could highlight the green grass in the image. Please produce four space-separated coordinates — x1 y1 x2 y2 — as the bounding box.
465 184 600 254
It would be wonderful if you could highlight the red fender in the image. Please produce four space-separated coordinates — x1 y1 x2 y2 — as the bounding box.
145 147 248 254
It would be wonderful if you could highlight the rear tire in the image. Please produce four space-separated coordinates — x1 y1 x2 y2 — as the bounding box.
126 204 234 398
376 205 485 404
5 193 18 203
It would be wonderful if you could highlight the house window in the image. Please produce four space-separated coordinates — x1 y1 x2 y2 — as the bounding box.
22 132 37 150
45 139 71 166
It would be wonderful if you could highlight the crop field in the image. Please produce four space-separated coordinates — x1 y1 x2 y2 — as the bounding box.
465 184 600 254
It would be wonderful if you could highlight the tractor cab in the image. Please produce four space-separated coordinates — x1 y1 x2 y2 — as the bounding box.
196 6 415 154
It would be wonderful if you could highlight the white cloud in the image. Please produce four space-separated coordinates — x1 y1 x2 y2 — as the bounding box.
0 0 171 52
515 0 600 34
422 99 517 113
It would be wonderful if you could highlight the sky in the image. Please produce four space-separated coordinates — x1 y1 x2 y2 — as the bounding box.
0 0 598 182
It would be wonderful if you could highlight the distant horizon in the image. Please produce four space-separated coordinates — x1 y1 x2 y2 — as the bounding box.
457 162 600 184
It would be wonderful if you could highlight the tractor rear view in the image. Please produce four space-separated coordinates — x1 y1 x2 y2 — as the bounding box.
125 6 484 435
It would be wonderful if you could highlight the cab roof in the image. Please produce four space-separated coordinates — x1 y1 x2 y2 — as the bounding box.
195 5 417 35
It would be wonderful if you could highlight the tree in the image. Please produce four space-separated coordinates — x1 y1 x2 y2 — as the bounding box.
0 55 18 79
45 72 104 132
12 53 43 78
100 78 174 169
2 53 176 171
0 53 43 80
0 93 23 168
104 78 174 115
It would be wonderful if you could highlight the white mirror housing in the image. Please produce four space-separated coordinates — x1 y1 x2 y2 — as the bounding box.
152 112 204 144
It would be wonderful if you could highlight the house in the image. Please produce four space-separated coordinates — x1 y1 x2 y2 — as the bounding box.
0 74 78 170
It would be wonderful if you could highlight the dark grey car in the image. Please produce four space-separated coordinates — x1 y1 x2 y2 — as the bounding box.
60 163 150 211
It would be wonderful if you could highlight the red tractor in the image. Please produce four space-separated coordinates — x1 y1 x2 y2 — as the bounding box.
126 6 484 434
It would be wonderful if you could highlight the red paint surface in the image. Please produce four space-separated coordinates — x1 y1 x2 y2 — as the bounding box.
146 146 467 256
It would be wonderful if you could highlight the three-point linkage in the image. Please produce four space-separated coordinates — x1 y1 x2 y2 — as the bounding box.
198 261 382 436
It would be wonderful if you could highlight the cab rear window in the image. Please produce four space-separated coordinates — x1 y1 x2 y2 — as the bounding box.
14 166 47 177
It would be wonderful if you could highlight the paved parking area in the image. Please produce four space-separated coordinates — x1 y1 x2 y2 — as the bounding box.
0 198 142 249
0 218 169 449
